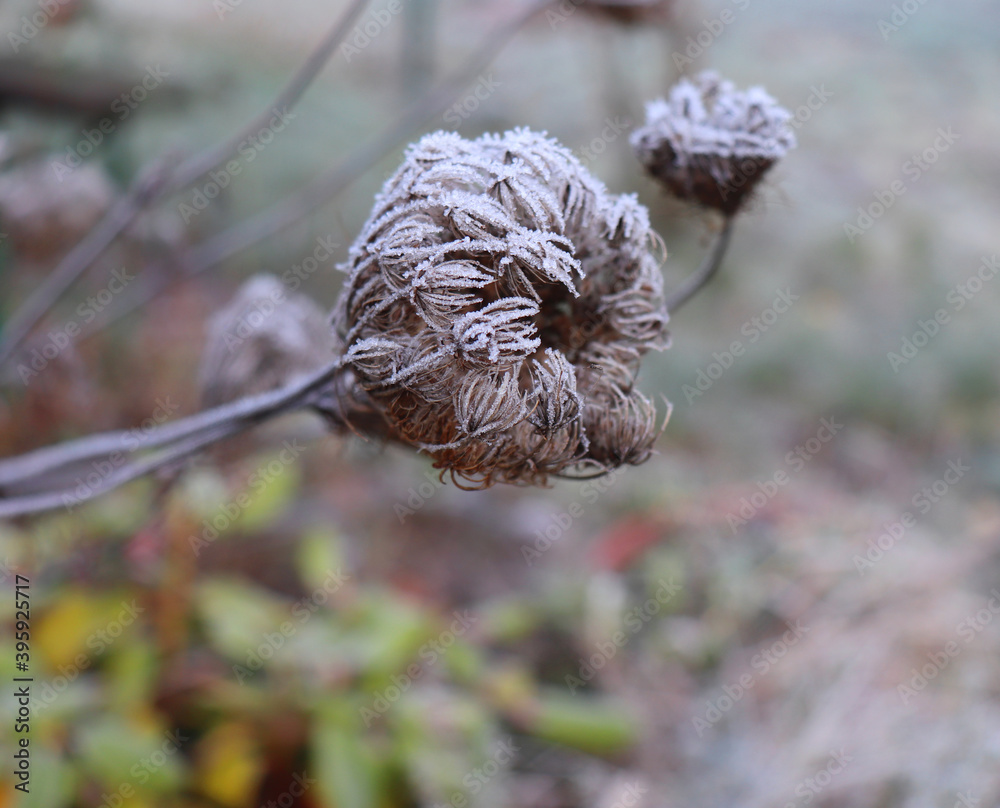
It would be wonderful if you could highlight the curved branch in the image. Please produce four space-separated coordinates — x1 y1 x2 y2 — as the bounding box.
0 419 246 518
665 216 735 313
0 356 348 514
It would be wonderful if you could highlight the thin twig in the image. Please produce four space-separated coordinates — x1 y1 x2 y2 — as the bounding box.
76 0 555 337
0 0 556 518
0 0 370 368
164 0 370 191
665 216 735 313
0 356 347 512
0 420 246 518
1 355 347 486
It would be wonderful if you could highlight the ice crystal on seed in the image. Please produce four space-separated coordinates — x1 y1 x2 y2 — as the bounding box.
332 128 670 487
631 71 795 214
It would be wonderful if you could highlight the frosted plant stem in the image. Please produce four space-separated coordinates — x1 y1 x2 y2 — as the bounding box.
665 216 735 313
0 357 347 517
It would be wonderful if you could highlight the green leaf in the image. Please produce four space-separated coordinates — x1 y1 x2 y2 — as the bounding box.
77 716 185 794
312 704 381 808
235 451 302 531
526 690 637 756
351 594 434 679
16 746 76 808
296 527 347 594
105 639 157 711
477 598 539 642
195 578 289 662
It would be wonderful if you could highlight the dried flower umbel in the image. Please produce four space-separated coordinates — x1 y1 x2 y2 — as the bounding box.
630 71 795 215
199 274 336 407
333 128 669 487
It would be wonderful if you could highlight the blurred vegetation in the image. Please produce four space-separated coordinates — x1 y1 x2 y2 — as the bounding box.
2 0 1000 806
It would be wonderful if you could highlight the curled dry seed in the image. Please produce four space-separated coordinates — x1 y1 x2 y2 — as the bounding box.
330 128 671 486
631 71 795 214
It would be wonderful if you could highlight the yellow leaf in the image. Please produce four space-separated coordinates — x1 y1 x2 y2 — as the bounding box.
35 590 105 671
195 723 263 808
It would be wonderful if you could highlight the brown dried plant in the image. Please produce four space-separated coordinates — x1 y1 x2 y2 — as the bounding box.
630 71 796 215
330 128 669 488
0 71 796 517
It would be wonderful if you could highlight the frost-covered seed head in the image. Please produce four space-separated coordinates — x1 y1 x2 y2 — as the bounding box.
631 71 795 214
199 274 335 407
333 128 669 487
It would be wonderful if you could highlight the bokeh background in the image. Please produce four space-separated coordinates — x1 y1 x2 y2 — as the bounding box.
2 0 1000 806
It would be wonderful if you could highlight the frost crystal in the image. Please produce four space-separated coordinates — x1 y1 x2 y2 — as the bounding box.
631 71 796 214
332 128 669 487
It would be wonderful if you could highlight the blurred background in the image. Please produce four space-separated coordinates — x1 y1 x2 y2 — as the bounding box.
2 0 1000 805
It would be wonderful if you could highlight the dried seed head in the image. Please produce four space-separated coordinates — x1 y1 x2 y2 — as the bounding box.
333 128 670 486
454 369 527 440
577 0 675 25
583 386 658 468
528 349 583 436
200 274 335 407
453 298 541 365
631 71 795 214
0 158 115 261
